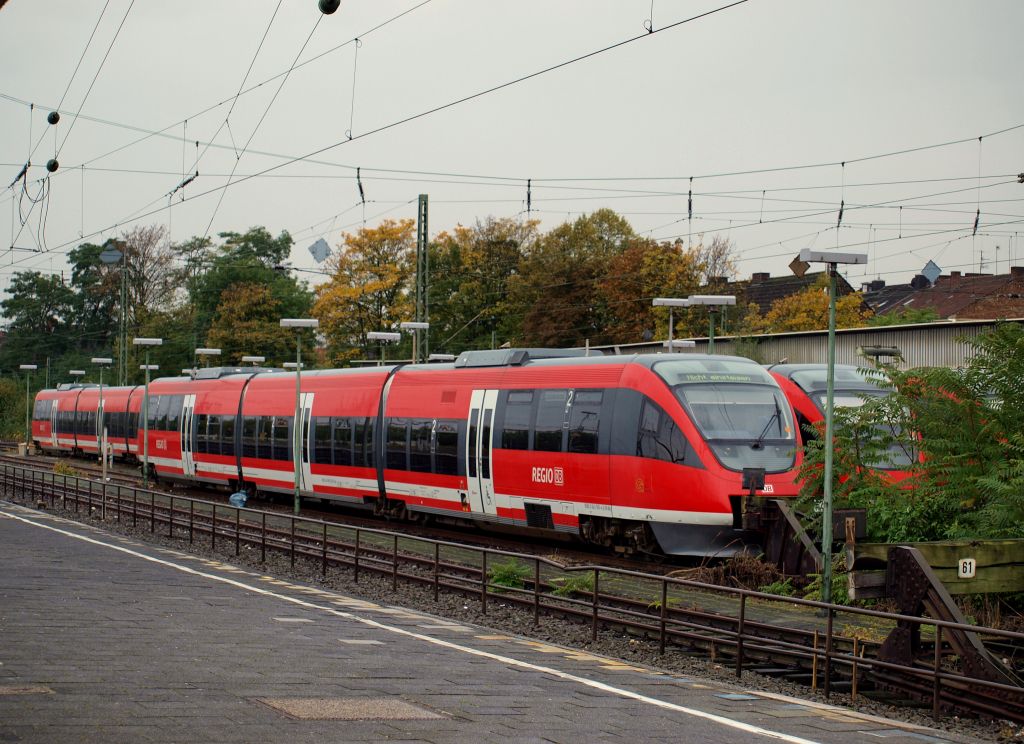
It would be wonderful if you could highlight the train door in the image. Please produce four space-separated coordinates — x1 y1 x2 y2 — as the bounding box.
466 390 498 515
49 400 59 448
299 393 314 491
180 394 196 476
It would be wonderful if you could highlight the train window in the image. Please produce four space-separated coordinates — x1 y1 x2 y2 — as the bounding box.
534 389 568 452
166 396 182 432
435 420 459 475
242 416 259 458
208 415 223 456
333 417 353 467
221 415 236 457
313 417 332 464
387 418 409 471
501 390 533 450
353 417 373 468
271 416 291 461
568 390 602 455
256 417 272 459
158 395 173 430
410 419 432 473
637 399 689 465
194 414 208 454
481 410 492 478
467 409 478 478
144 395 158 429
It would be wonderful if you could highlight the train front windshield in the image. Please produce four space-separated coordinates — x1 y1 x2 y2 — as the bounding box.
654 359 796 472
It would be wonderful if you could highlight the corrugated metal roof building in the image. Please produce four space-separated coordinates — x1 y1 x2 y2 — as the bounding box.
594 318 1024 369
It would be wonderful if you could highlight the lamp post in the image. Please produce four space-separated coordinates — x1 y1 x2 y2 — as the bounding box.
92 357 112 478
400 321 429 364
281 318 319 516
663 339 696 352
241 355 265 367
652 298 690 349
195 347 221 368
367 331 401 366
133 337 163 488
19 364 36 452
793 248 866 606
686 295 736 353
69 369 86 384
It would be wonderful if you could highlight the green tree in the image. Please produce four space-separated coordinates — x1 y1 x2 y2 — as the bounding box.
510 209 634 347
0 271 75 370
801 322 1024 541
866 307 940 326
428 217 536 354
745 276 872 333
207 283 307 364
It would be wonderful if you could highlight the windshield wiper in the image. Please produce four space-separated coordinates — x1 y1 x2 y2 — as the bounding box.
751 399 782 450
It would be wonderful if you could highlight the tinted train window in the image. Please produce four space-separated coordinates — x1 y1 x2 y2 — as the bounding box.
314 417 332 464
410 419 432 473
568 390 602 454
221 415 236 457
333 418 353 467
195 414 208 454
166 396 183 432
637 399 689 464
387 418 409 470
435 420 459 475
256 417 272 459
271 416 291 461
534 389 568 452
242 416 258 458
354 417 375 468
208 415 223 456
501 390 533 450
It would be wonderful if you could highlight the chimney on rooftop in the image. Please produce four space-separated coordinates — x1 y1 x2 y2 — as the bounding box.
950 271 961 278
910 275 930 290
751 272 770 282
1011 266 1024 279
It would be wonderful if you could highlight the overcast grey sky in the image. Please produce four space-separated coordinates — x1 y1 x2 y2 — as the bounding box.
1 0 1022 302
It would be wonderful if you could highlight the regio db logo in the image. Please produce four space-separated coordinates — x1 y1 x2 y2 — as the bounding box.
531 466 564 486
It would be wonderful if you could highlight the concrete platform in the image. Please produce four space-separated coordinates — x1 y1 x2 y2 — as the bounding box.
0 502 983 743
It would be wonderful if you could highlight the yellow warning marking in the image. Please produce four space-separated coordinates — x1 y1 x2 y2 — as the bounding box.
518 641 565 654
475 635 512 641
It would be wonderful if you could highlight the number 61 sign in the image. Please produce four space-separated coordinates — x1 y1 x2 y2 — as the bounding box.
958 557 976 579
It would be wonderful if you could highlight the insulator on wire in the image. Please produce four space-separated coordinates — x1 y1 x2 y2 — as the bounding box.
836 200 844 228
47 111 60 126
356 166 365 205
527 179 531 214
972 209 980 236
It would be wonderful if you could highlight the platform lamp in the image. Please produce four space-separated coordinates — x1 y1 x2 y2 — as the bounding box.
69 369 86 384
241 355 265 368
367 331 401 366
91 357 113 478
133 337 162 488
19 364 36 450
280 318 319 516
400 321 429 364
427 353 456 363
195 347 221 368
663 339 696 352
791 248 866 607
651 298 689 349
686 295 736 353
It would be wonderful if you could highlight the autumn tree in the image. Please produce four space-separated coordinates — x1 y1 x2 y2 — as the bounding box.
693 234 738 288
428 217 536 354
744 276 872 333
510 209 634 347
206 283 305 364
313 219 415 363
598 237 703 343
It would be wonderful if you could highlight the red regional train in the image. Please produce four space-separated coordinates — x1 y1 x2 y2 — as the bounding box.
767 363 918 478
31 349 804 556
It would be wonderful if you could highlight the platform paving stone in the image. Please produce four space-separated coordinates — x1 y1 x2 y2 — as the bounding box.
0 501 990 744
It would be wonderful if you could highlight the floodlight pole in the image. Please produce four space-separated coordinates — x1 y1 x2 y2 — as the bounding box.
821 262 839 607
133 338 162 488
92 357 112 479
19 364 36 449
281 319 318 515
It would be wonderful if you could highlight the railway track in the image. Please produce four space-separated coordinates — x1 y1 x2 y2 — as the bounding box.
3 458 1022 723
